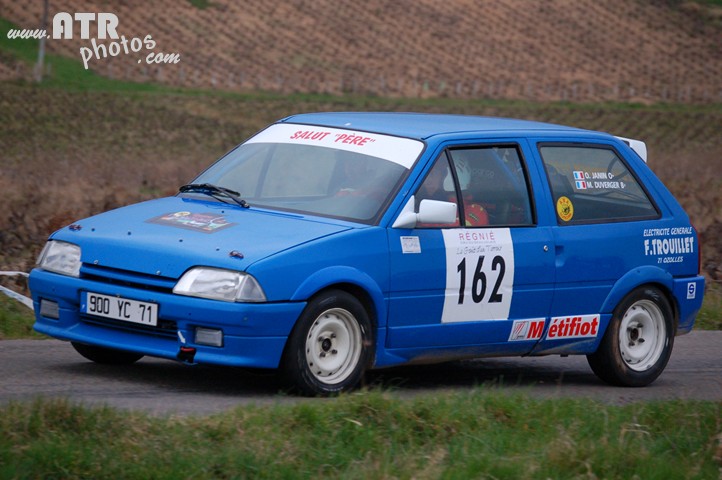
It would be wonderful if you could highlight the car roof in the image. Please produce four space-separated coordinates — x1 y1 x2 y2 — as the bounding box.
281 112 588 140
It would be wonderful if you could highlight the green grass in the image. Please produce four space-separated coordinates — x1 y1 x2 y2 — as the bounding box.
0 394 719 479
188 0 213 9
698 282 722 330
0 295 39 340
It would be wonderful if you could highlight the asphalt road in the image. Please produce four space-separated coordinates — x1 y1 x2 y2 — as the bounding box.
1 331 720 415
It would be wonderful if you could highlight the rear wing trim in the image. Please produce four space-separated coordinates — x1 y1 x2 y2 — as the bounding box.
615 136 648 163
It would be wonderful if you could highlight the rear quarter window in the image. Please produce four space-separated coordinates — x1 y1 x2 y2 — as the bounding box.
539 144 659 224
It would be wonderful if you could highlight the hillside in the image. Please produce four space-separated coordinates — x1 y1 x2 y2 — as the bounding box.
1 0 721 103
0 85 720 281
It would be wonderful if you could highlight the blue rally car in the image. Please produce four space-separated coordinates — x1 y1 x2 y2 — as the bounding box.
30 113 705 395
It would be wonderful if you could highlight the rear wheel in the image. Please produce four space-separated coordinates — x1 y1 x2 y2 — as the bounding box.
71 342 144 365
283 290 373 396
587 286 674 387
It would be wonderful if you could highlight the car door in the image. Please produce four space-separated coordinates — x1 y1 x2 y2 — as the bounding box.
531 141 662 353
386 142 556 356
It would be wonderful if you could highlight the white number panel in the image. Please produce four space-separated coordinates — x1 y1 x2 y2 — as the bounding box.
441 229 515 323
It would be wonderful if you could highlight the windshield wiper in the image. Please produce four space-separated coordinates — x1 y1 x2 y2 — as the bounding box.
179 183 250 208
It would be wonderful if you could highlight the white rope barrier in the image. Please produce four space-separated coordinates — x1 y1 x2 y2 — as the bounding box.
0 271 34 311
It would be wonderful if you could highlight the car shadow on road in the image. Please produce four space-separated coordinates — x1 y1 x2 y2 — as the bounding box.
50 355 603 398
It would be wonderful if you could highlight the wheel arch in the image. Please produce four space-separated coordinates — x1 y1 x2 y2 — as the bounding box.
600 266 679 335
290 266 387 329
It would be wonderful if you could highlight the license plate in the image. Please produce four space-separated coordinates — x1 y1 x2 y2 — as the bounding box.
82 292 158 327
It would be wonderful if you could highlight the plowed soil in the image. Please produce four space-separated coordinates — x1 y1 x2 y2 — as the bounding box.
1 0 721 103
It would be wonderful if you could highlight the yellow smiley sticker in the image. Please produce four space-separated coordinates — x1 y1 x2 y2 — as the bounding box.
556 196 574 222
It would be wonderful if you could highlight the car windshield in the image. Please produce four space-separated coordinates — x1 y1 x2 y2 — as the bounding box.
190 123 425 223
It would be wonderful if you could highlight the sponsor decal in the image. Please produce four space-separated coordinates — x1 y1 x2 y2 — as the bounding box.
508 318 545 341
643 226 695 265
687 282 697 300
400 236 421 254
147 212 235 233
290 130 376 147
556 196 574 222
545 315 599 340
246 124 424 168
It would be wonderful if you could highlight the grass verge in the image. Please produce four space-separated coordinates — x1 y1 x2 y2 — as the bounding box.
698 282 722 330
0 294 39 340
0 393 720 479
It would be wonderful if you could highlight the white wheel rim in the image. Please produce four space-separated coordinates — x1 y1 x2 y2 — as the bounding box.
305 308 362 385
618 299 666 372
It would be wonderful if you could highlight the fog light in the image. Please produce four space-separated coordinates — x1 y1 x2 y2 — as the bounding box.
195 327 223 347
40 299 60 319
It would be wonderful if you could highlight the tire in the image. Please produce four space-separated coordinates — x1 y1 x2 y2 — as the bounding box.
282 290 374 396
71 342 144 365
587 286 674 387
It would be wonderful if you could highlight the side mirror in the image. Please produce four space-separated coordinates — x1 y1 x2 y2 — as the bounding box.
392 196 457 229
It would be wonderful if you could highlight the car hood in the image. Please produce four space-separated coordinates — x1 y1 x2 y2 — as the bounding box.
51 197 353 279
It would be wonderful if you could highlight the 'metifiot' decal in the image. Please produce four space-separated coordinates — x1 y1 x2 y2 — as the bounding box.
545 315 599 340
508 318 545 341
147 212 235 233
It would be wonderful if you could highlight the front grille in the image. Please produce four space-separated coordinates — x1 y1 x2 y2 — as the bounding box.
80 264 176 293
78 264 179 338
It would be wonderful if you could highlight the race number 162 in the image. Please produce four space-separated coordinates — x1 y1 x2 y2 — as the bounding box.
456 255 505 305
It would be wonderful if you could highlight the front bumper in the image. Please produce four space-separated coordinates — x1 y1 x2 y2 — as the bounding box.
29 268 306 369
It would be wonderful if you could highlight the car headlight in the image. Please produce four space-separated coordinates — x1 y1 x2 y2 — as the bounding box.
37 240 82 277
173 267 266 303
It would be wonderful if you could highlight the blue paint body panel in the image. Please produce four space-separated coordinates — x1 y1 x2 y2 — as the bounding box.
30 113 704 375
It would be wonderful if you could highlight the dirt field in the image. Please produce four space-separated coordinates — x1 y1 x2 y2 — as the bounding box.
1 0 721 103
0 0 720 284
0 86 720 284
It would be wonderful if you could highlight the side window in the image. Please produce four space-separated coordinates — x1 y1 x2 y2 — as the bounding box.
539 145 658 224
415 154 460 228
448 146 534 226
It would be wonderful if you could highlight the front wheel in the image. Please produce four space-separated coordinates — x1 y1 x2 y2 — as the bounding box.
587 286 674 387
71 342 144 365
282 290 374 396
